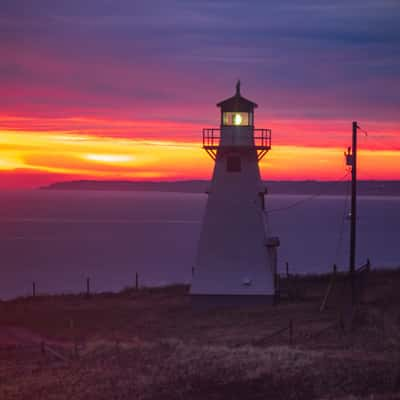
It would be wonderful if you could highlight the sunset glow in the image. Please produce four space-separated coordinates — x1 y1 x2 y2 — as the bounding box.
0 114 399 189
84 154 136 164
1 1 399 188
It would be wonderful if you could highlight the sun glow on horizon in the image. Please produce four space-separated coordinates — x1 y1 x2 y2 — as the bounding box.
84 153 135 164
0 114 399 189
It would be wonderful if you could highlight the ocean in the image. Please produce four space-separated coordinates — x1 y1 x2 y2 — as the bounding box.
0 190 399 300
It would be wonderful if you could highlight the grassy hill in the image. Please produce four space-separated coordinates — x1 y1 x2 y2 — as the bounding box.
1 269 400 399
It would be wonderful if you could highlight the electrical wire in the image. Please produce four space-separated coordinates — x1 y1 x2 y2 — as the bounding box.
266 170 350 214
333 176 351 266
361 130 400 151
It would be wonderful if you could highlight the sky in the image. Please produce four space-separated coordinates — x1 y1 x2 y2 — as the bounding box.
1 0 400 188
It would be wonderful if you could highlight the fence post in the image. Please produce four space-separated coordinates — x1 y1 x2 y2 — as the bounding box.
86 277 90 298
135 272 139 290
74 340 79 359
274 273 280 303
289 319 293 345
339 313 345 333
32 281 36 298
286 262 292 300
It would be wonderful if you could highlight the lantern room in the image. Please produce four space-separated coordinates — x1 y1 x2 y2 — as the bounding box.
202 81 271 161
217 81 258 127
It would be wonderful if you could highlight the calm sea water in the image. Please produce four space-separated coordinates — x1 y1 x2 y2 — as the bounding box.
0 190 399 300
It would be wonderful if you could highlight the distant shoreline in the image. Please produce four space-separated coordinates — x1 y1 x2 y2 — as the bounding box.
40 179 400 196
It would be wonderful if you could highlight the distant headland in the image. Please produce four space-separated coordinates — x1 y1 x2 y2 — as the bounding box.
40 180 400 196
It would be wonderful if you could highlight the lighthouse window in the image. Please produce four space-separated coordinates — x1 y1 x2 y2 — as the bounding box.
223 112 249 126
227 155 241 172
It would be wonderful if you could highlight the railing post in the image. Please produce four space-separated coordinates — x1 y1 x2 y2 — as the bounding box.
32 281 36 298
135 272 139 291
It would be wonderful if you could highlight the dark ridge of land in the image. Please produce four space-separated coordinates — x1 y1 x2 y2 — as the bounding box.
41 179 209 194
40 179 400 196
1 269 400 400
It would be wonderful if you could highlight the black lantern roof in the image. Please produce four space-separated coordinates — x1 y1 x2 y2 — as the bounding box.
216 81 258 112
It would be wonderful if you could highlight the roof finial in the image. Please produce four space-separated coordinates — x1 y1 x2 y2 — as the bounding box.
236 79 241 96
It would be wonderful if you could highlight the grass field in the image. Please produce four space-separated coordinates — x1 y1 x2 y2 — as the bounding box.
1 268 400 399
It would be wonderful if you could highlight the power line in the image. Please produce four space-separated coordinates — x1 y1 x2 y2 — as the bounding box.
361 131 400 151
334 176 351 266
266 171 350 214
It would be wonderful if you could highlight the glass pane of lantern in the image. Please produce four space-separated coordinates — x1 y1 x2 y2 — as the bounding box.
223 112 249 126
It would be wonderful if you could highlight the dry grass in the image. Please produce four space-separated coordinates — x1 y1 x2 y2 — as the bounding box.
1 269 400 399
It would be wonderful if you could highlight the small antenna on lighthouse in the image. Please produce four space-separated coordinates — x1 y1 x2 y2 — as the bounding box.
236 79 241 96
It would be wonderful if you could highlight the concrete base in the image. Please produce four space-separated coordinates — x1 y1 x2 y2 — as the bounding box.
191 294 276 310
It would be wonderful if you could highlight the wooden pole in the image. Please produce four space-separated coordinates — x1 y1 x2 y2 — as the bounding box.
32 281 36 297
319 264 337 312
285 261 289 278
350 121 358 306
135 272 139 290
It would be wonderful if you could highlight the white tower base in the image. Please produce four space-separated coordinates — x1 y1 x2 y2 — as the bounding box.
190 148 280 308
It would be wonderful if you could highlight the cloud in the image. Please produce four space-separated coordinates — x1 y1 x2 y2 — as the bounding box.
0 0 399 176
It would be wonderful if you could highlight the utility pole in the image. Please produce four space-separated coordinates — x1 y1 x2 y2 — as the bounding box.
349 121 358 305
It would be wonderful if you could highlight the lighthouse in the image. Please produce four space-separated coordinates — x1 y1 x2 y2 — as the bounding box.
191 82 280 306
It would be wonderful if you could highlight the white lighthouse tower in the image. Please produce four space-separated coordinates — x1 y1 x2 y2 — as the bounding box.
191 82 280 307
